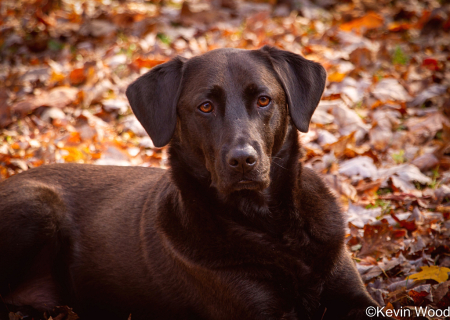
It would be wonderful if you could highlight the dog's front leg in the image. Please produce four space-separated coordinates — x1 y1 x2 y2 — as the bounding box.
320 252 393 320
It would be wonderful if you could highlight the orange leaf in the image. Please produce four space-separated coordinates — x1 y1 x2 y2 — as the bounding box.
66 132 81 145
69 68 86 85
134 57 168 69
340 12 384 33
50 70 65 84
328 72 346 83
61 147 85 162
388 22 413 32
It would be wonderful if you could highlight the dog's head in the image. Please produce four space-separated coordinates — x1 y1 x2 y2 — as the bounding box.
126 46 326 194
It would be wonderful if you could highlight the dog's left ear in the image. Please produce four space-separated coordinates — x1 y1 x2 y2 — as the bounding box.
259 46 327 133
126 57 186 147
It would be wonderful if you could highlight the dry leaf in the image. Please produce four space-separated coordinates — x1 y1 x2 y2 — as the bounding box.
373 79 411 102
408 84 447 108
339 156 378 181
347 203 381 228
340 12 384 33
133 57 168 69
12 87 78 115
409 266 450 283
69 68 86 85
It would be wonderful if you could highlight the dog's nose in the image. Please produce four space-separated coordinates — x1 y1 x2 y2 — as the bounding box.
227 145 258 172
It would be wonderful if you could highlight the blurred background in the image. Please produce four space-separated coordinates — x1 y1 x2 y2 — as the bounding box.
1 0 450 316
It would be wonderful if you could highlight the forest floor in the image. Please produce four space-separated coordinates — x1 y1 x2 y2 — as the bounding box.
1 0 450 319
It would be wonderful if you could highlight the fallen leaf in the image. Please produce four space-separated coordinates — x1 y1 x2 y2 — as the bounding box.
359 220 406 258
373 79 411 102
340 12 384 33
80 19 116 38
326 78 371 105
347 203 381 228
323 132 356 158
339 156 378 181
328 72 346 82
411 153 439 171
406 112 446 144
102 99 128 114
369 109 401 151
69 68 86 85
316 129 337 146
95 145 131 166
323 174 357 201
12 87 78 115
388 21 413 32
421 57 439 71
40 107 66 122
349 47 374 68
331 102 369 142
133 57 168 69
409 266 450 283
0 88 11 128
431 280 450 303
379 164 432 192
408 84 447 108
408 285 431 304
61 147 85 162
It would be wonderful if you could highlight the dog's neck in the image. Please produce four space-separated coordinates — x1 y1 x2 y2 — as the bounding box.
167 125 302 232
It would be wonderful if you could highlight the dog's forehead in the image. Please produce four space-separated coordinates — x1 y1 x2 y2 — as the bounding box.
182 48 276 88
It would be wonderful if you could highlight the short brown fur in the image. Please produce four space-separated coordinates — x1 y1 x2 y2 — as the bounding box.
0 47 385 320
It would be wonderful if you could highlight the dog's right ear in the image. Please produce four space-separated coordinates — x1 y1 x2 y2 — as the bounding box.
259 46 326 133
126 57 186 147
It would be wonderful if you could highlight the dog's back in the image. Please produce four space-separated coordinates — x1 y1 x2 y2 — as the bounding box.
0 164 174 319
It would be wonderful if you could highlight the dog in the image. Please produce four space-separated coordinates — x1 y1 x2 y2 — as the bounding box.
0 46 383 320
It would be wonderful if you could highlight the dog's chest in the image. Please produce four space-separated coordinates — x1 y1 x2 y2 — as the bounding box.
186 244 320 320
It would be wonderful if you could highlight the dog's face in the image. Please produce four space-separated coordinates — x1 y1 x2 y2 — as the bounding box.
126 47 326 194
175 50 288 193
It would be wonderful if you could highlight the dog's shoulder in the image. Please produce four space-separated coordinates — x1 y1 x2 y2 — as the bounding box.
298 166 337 202
296 166 346 243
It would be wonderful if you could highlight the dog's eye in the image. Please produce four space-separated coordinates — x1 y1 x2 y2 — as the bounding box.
198 102 213 113
257 96 271 107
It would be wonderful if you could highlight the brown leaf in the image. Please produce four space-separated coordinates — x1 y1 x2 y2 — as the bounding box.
412 154 439 171
323 132 356 158
390 213 417 232
0 88 12 128
432 280 450 304
406 113 446 144
408 287 430 305
358 220 406 258
12 87 78 116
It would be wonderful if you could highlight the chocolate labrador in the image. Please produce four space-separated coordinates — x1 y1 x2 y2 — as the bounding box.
0 46 382 320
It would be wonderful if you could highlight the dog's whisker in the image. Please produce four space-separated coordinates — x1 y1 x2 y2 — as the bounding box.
272 160 287 170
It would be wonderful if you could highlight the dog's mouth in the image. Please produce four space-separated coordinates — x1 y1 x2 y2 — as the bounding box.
228 176 270 192
212 175 270 194
234 179 260 190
